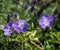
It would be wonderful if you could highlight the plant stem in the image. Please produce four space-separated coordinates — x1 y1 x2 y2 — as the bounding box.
30 40 44 50
22 41 23 50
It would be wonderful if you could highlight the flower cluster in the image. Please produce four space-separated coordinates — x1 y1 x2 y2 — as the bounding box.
31 0 38 5
23 0 38 9
4 13 54 36
4 20 28 36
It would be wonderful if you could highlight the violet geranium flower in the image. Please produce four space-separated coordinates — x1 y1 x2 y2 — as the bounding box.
24 2 30 9
12 20 28 33
14 12 18 19
39 14 54 29
4 22 14 36
31 0 38 5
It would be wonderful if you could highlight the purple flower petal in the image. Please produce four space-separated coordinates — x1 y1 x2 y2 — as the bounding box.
15 27 21 33
4 31 10 36
4 22 14 36
21 28 27 32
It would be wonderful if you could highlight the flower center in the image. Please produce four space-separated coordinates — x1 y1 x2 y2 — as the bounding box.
7 27 12 32
44 19 49 25
19 23 24 29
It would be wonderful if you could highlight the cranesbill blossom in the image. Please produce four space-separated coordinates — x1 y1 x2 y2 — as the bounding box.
31 0 38 5
24 2 30 9
14 12 18 18
4 22 14 36
12 20 28 33
39 14 54 29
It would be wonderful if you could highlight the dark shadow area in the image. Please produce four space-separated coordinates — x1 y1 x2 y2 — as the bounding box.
0 41 22 50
